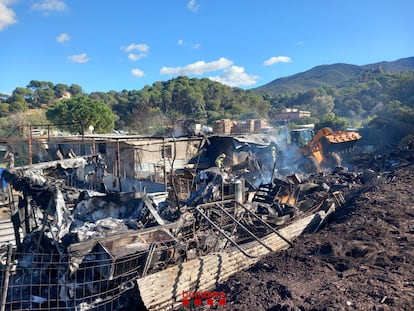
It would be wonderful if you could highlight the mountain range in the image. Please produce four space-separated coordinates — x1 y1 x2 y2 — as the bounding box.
252 56 414 96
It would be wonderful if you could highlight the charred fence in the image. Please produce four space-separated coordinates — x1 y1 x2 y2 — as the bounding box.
0 243 147 311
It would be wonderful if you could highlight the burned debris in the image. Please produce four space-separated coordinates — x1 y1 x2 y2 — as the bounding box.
3 126 409 310
0 156 176 310
0 143 384 311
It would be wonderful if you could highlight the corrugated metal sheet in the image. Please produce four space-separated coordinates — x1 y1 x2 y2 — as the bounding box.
121 136 203 147
0 217 15 247
231 134 278 146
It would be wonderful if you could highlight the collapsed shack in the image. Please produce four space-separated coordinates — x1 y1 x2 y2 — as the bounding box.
0 153 382 310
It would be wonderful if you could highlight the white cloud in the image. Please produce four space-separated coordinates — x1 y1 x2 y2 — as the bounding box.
56 32 70 43
263 56 292 66
187 0 200 12
32 0 66 12
121 43 149 53
131 69 145 78
209 66 258 87
160 57 258 87
67 53 89 63
160 57 233 76
128 53 145 61
0 1 17 31
177 39 200 49
121 43 149 62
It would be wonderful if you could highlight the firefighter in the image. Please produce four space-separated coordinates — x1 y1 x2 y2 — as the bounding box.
5 150 14 168
215 153 226 170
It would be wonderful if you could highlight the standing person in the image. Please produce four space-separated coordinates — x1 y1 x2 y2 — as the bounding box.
7 151 14 168
215 153 226 170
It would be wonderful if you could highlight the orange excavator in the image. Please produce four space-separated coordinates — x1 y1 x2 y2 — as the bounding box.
289 127 362 173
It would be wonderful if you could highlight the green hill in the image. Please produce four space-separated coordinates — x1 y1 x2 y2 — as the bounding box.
362 57 414 72
253 57 414 96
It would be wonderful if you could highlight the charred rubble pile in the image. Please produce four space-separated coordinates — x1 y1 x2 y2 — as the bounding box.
250 167 380 228
351 143 414 172
0 156 178 310
0 154 382 311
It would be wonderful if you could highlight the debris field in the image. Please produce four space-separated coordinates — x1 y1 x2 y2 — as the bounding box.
215 149 414 311
0 143 413 311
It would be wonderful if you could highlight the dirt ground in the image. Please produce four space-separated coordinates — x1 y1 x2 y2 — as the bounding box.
215 159 414 310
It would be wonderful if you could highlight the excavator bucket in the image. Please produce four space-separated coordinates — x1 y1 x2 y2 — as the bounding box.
321 131 362 154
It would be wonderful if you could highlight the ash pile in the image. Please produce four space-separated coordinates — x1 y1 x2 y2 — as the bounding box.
0 154 382 310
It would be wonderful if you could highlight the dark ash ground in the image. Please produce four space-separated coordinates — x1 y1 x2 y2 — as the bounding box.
214 165 414 311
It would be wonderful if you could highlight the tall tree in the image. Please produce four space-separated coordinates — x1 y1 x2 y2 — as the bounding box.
0 93 9 102
27 80 55 108
369 101 414 147
54 83 69 99
0 103 9 117
46 96 115 133
69 84 83 96
315 115 349 131
310 95 335 118
8 87 30 112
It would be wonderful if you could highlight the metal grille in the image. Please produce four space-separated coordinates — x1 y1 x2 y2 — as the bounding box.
0 245 147 311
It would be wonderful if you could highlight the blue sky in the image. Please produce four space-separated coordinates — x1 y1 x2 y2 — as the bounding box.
1 0 413 94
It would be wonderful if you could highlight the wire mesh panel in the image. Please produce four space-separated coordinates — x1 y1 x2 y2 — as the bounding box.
0 247 148 311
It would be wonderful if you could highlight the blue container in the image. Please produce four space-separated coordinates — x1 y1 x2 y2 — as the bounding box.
0 168 6 191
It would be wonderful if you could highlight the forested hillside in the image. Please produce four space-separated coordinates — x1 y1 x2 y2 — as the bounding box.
253 56 414 95
1 58 413 147
254 63 364 95
265 69 414 122
0 77 270 135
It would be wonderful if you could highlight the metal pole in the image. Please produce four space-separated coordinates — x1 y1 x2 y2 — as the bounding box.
163 138 167 191
0 244 13 311
29 125 33 166
8 184 20 249
80 121 85 155
117 139 122 192
213 203 273 252
233 200 293 246
195 207 257 258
